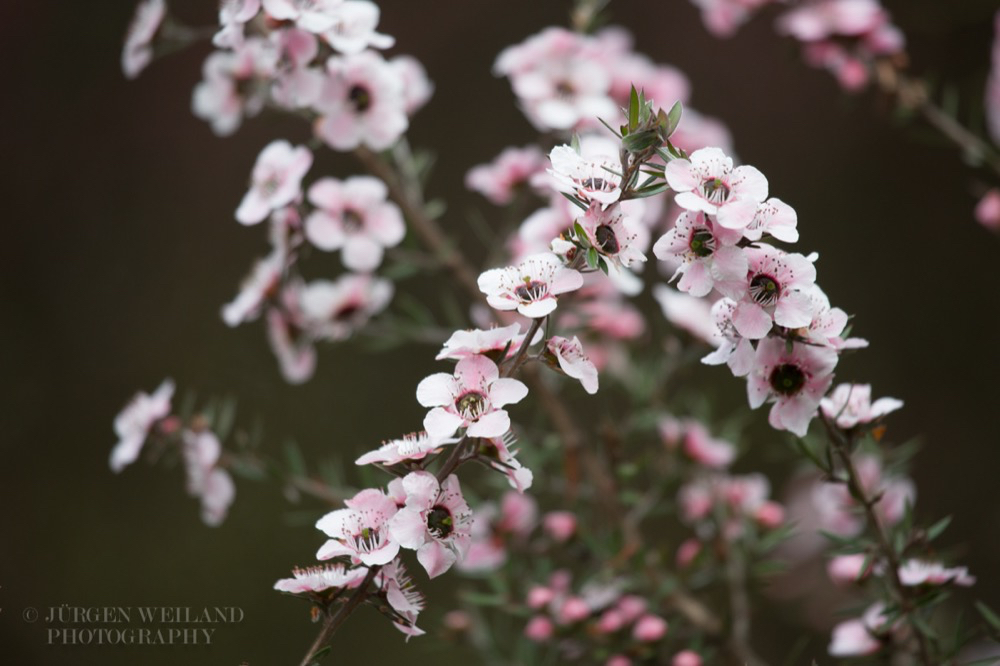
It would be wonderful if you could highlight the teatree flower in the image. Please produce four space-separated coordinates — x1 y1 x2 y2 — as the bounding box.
269 28 324 110
319 1 394 55
828 603 891 657
653 210 746 297
354 431 458 467
820 383 903 429
375 560 425 639
193 38 278 136
747 338 838 437
221 249 284 327
466 146 549 206
388 472 472 578
235 140 313 225
547 144 622 207
720 244 817 340
435 323 526 362
315 487 400 566
798 284 869 350
898 560 975 587
213 0 260 49
664 146 768 230
417 354 528 439
700 297 755 377
652 284 718 345
545 336 598 395
390 55 434 116
314 50 408 151
109 379 175 473
688 0 773 38
743 198 799 243
577 204 647 269
262 0 343 33
478 252 584 318
265 307 318 385
305 176 404 271
122 0 166 79
181 430 236 527
480 433 534 493
681 421 736 468
273 562 368 594
295 274 393 341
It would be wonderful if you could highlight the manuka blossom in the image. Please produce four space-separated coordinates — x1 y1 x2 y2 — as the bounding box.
122 0 165 79
390 55 434 116
664 147 768 230
721 244 817 339
493 27 618 132
235 140 313 225
827 553 871 585
354 432 457 467
652 284 718 345
820 383 903 429
262 0 343 33
576 204 647 269
681 421 736 468
320 0 394 55
547 144 622 206
747 338 838 436
743 198 799 243
808 455 915 538
975 189 1000 231
545 336 599 394
295 274 393 340
269 28 324 110
700 297 755 376
480 434 534 492
109 379 175 473
798 284 868 350
192 39 278 136
458 491 538 572
387 472 472 578
182 430 236 526
221 249 284 327
316 487 400 565
688 0 774 38
304 175 405 271
213 0 261 49
416 354 528 439
314 50 407 151
653 210 746 297
265 307 318 384
273 562 368 594
898 560 975 587
435 323 524 362
478 252 584 318
375 560 425 638
466 146 549 205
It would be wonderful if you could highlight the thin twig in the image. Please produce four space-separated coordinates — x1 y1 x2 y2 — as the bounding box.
299 567 380 666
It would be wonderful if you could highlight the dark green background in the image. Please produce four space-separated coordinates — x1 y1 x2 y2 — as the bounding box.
2 1 999 664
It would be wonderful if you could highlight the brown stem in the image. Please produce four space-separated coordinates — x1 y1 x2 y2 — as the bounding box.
819 411 934 666
299 567 380 666
722 539 769 666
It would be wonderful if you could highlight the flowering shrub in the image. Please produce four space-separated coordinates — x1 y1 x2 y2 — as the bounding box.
110 1 1000 664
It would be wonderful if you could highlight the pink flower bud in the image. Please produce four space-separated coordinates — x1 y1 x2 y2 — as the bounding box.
676 538 702 568
443 610 471 632
596 608 626 634
543 511 577 542
527 585 554 609
632 614 668 642
616 595 647 623
606 656 632 666
558 596 591 624
672 650 703 666
524 615 554 642
827 554 870 585
755 500 785 528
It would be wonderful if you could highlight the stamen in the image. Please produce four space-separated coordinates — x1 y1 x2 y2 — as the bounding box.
749 274 780 307
595 224 620 254
689 229 715 258
514 280 549 303
769 363 806 396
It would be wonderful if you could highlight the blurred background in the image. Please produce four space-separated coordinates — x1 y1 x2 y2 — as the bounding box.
2 1 999 664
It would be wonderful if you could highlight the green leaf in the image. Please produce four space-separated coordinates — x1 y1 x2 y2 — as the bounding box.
597 116 623 138
630 183 670 199
628 85 639 129
598 257 609 274
622 129 660 153
665 100 683 137
975 601 1000 633
284 440 307 478
587 247 599 268
570 132 581 154
926 515 952 541
560 191 588 211
573 220 589 244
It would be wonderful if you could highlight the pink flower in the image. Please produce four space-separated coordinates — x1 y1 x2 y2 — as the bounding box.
672 650 703 666
606 656 631 666
975 188 1000 231
653 285 718 344
269 28 324 110
236 140 313 225
304 176 405 271
265 307 318 385
820 383 903 429
388 472 472 578
827 553 871 585
747 338 838 437
390 55 434 116
683 421 736 468
722 245 817 339
314 50 408 151
653 210 746 297
478 253 584 318
527 585 555 609
109 378 175 473
192 39 278 136
754 500 785 528
898 560 975 587
543 511 577 543
700 297 755 377
417 355 528 439
778 0 886 42
182 430 236 526
262 0 343 33
295 274 393 340
354 431 458 467
499 491 539 536
213 0 261 49
664 147 768 230
557 596 591 624
744 198 799 243
122 0 165 79
576 204 647 268
546 335 599 394
548 144 622 206
320 1 394 55
670 108 735 155
273 562 368 594
524 615 554 642
676 538 702 568
315 486 400 565
222 250 284 327
375 560 426 639
828 603 890 657
467 146 549 205
436 324 524 362
632 614 668 642
689 0 774 38
799 284 868 350
480 434 534 492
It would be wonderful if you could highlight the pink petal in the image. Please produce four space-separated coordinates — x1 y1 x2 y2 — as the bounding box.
467 410 510 438
488 378 529 408
423 407 464 438
732 302 773 339
775 290 815 329
417 540 457 578
304 212 345 250
416 373 457 407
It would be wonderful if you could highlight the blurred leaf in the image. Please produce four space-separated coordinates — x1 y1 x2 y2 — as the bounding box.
975 601 1000 634
285 440 307 478
665 100 683 137
628 85 639 129
927 515 953 542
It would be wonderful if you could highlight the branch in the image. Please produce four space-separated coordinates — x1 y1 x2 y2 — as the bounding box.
299 566 380 666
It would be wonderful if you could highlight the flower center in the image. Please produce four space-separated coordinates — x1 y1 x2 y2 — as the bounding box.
702 177 730 205
555 80 574 98
595 224 620 254
343 209 363 233
455 391 487 420
427 505 454 539
514 279 548 303
689 229 715 257
352 525 385 554
348 84 371 112
580 177 607 191
333 301 362 321
769 363 806 396
259 174 282 198
749 274 781 307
